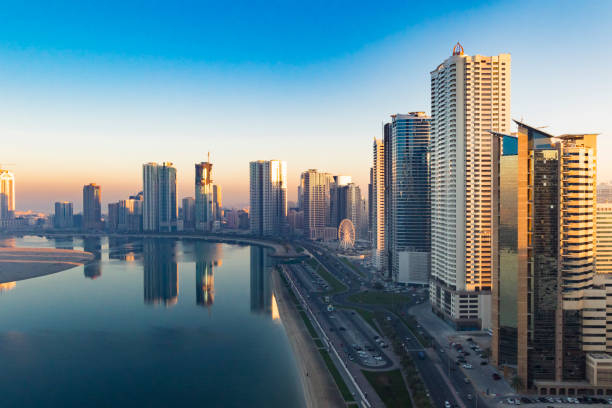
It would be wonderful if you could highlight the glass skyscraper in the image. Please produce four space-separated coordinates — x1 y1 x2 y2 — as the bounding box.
390 112 431 284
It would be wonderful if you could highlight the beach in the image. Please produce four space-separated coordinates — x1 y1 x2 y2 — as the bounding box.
0 247 94 284
271 268 345 408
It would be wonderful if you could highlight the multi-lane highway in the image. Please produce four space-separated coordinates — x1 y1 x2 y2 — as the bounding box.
296 241 489 408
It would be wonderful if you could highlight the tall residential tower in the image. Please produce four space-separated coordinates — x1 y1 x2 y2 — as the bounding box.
429 44 511 329
83 183 102 230
372 138 386 271
249 160 287 236
143 162 177 232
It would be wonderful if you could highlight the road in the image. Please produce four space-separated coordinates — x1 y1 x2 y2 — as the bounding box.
296 241 488 408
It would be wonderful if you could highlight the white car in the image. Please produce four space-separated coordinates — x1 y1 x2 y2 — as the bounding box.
462 364 473 369
444 401 451 408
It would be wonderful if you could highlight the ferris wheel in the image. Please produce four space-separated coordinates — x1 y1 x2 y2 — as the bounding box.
338 219 356 249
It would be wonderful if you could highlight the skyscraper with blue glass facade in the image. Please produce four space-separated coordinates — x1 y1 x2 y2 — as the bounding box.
390 112 431 284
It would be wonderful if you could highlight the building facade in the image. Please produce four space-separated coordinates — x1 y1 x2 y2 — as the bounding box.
54 201 74 229
597 203 612 274
143 162 177 232
372 138 386 270
195 160 213 231
302 169 334 240
249 160 287 236
82 183 102 230
491 122 600 392
182 197 195 230
429 44 511 329
390 112 431 284
0 170 15 220
213 184 222 221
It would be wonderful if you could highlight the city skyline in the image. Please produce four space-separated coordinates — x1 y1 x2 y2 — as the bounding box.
3 1 612 212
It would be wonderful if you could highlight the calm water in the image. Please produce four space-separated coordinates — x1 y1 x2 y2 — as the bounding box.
0 236 305 408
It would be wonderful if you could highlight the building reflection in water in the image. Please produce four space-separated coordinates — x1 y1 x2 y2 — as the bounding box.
108 237 140 262
0 282 16 293
83 237 102 279
250 246 273 315
0 237 16 247
143 239 178 307
194 241 222 309
54 236 74 250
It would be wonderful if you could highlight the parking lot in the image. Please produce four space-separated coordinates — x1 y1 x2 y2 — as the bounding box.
496 395 612 406
331 310 388 368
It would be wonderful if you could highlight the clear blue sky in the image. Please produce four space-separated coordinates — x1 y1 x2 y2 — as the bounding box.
2 0 611 212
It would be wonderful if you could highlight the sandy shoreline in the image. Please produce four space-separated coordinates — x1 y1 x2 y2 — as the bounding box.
271 268 345 408
0 247 94 284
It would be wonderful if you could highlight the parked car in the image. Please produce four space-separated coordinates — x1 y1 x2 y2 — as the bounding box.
492 373 501 380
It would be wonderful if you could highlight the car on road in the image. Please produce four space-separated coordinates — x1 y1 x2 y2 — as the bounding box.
492 373 501 380
480 360 487 365
444 401 451 408
462 364 472 369
463 377 470 384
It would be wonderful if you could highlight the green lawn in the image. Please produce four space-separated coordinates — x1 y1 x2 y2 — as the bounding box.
339 257 366 277
362 369 412 408
319 349 354 402
347 291 413 306
315 339 324 348
306 258 347 295
352 308 379 335
299 310 319 339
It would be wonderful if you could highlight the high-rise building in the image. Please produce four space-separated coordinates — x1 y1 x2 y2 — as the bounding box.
54 201 74 229
491 122 600 392
143 162 177 232
195 159 214 231
0 170 15 220
82 183 102 230
383 122 393 274
372 138 386 270
302 169 334 240
368 168 373 243
107 202 119 231
330 175 352 228
429 43 511 329
118 193 143 232
336 182 361 238
298 173 305 211
249 160 287 236
389 112 431 284
597 203 612 274
213 184 222 221
359 198 368 241
182 197 195 230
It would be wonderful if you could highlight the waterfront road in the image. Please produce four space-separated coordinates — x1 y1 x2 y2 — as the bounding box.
298 242 489 408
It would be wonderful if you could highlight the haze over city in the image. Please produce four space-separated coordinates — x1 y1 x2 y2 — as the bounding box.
3 0 612 212
3 2 612 407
